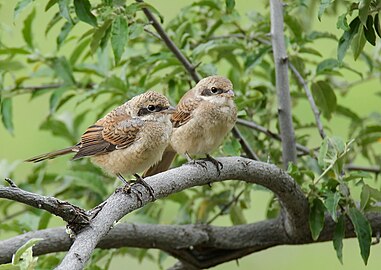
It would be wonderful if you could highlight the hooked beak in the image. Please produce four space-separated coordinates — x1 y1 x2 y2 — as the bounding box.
163 106 176 114
225 89 235 97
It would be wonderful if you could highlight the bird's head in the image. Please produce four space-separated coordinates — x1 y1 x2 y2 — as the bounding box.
130 91 175 121
195 75 235 103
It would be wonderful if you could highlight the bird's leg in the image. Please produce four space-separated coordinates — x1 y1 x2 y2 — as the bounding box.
132 173 155 199
116 173 132 193
203 154 223 175
185 152 207 169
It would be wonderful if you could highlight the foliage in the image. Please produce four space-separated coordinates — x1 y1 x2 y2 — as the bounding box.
0 0 381 268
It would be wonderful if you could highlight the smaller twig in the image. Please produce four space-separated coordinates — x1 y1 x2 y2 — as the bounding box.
137 0 201 82
4 178 17 188
236 118 312 155
345 164 381 174
207 189 246 225
143 27 161 40
289 63 326 139
231 127 260 161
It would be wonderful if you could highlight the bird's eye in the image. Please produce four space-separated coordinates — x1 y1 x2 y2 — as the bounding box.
211 87 218 94
147 105 156 111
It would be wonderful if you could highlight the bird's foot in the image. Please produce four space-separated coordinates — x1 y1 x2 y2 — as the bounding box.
185 152 208 169
202 154 223 175
116 173 133 193
132 174 155 200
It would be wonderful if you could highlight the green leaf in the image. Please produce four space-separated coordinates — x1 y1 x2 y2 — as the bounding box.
347 207 372 265
318 0 333 21
333 215 345 264
230 205 247 225
45 0 58 11
22 8 36 48
375 13 381 38
1 98 14 135
311 81 337 120
50 57 75 85
58 0 73 24
336 13 349 31
318 137 329 167
364 15 376 46
309 198 325 240
57 21 74 49
225 0 235 14
358 0 371 26
316 58 338 74
38 212 52 230
111 15 128 65
324 192 340 222
351 24 366 60
129 23 143 40
12 238 43 264
0 264 20 270
360 184 371 211
337 17 360 62
90 19 113 54
49 87 68 113
14 0 33 20
74 0 97 27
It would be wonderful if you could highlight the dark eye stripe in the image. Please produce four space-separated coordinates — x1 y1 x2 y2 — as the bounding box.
201 88 223 96
137 105 166 116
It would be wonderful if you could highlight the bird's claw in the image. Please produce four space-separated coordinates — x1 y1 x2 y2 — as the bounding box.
203 154 223 175
132 174 155 200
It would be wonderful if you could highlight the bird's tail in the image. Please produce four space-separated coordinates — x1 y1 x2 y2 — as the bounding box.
25 146 75 163
143 148 177 177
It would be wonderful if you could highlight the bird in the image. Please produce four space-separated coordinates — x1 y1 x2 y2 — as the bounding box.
25 91 175 197
144 75 237 177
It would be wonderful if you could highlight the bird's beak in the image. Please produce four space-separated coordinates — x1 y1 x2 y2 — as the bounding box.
163 106 176 114
226 89 235 97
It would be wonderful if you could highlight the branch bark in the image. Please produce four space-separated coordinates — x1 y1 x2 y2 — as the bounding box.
0 157 308 269
0 181 89 228
270 0 297 167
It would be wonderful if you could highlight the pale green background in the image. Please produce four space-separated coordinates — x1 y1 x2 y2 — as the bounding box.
0 1 380 269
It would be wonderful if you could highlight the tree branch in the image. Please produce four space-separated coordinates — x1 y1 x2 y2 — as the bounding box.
136 0 200 82
289 63 326 139
270 0 297 167
1 210 381 268
0 180 90 228
33 157 307 269
236 118 312 155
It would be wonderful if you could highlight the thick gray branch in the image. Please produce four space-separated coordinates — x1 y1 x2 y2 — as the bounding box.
53 157 307 269
270 0 297 167
1 212 381 268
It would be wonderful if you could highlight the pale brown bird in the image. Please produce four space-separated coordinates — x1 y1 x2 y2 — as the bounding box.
144 75 237 176
26 91 175 196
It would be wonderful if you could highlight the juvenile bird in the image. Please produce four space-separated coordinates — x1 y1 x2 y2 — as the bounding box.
26 91 175 196
144 75 237 176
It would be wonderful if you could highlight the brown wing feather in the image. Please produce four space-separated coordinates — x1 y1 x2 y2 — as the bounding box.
172 90 201 128
73 109 143 159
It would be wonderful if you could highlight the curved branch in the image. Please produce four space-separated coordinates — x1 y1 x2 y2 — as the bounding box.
48 157 307 269
270 0 297 166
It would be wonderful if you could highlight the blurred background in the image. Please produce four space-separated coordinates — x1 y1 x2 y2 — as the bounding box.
0 0 380 269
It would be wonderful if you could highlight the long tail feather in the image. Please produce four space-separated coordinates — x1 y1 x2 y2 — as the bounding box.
25 146 75 163
143 149 176 177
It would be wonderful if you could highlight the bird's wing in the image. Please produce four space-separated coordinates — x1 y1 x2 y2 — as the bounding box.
171 93 201 128
73 113 144 160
